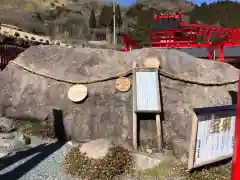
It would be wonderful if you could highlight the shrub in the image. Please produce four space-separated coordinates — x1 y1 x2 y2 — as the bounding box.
63 146 134 180
15 120 55 139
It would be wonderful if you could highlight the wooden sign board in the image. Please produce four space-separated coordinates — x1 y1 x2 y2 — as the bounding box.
68 84 88 103
188 105 236 170
133 69 161 113
116 77 131 92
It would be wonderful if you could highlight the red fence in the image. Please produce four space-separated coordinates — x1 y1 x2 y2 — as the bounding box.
0 44 26 70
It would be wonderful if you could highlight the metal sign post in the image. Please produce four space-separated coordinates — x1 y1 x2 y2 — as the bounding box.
132 63 163 150
231 74 240 180
112 0 116 44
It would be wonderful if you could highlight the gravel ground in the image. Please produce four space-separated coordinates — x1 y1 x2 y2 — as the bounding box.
0 136 81 180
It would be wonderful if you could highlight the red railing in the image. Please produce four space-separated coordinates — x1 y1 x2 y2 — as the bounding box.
0 44 26 70
121 13 240 63
121 34 141 51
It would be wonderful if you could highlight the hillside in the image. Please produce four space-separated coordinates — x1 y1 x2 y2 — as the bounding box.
0 0 108 10
136 0 194 12
0 0 240 46
0 0 110 41
189 1 240 28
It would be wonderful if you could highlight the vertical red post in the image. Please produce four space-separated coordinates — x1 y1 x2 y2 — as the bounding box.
121 35 128 52
208 49 213 60
218 46 224 62
231 74 240 180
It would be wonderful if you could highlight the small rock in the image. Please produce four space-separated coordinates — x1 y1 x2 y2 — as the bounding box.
170 137 189 165
0 116 14 133
180 154 188 165
18 133 31 145
133 152 164 170
80 138 113 159
0 132 15 140
146 148 153 154
66 141 80 148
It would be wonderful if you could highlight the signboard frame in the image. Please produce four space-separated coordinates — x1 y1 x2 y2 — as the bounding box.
231 75 240 180
188 105 236 170
133 68 161 113
132 66 163 150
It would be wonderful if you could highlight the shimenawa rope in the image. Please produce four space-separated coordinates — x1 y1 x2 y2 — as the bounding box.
8 61 239 86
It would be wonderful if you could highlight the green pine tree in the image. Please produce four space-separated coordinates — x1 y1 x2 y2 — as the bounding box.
98 6 113 28
115 4 122 28
89 9 96 28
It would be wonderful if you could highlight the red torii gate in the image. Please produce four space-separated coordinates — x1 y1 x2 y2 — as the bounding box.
121 13 240 62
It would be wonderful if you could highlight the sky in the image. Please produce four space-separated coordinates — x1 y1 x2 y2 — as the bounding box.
116 0 239 6
116 0 135 6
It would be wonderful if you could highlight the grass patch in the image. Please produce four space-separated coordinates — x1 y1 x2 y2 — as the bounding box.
63 146 134 180
184 162 231 180
133 154 183 179
15 120 55 139
132 156 231 180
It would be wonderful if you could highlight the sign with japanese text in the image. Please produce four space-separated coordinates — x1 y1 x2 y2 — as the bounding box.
188 105 236 170
133 69 161 113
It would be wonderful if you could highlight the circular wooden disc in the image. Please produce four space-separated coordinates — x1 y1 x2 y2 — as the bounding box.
68 84 88 102
144 57 160 68
116 77 131 92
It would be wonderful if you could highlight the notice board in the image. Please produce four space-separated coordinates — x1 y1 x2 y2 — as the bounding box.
132 67 163 150
188 105 236 170
133 68 161 113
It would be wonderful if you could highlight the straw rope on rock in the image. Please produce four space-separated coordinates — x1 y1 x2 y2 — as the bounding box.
8 60 238 86
0 46 238 166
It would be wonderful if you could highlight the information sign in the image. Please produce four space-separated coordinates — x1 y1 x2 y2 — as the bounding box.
188 105 236 170
133 69 161 113
132 67 162 150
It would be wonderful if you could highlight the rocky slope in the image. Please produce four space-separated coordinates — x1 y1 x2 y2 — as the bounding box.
0 0 109 36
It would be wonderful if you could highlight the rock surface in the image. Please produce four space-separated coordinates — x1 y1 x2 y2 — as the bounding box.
133 152 164 170
0 45 238 165
0 132 31 154
80 138 114 159
0 116 14 133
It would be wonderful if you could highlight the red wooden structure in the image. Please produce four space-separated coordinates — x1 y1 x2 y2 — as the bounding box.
0 44 25 70
121 13 240 62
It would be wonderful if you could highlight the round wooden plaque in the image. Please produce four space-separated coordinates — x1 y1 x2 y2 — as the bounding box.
144 57 161 68
68 84 88 102
115 77 131 92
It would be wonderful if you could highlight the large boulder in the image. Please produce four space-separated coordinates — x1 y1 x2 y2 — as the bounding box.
0 46 238 164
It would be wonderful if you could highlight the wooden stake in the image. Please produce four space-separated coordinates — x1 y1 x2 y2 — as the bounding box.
132 61 137 150
156 113 163 150
133 112 137 150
